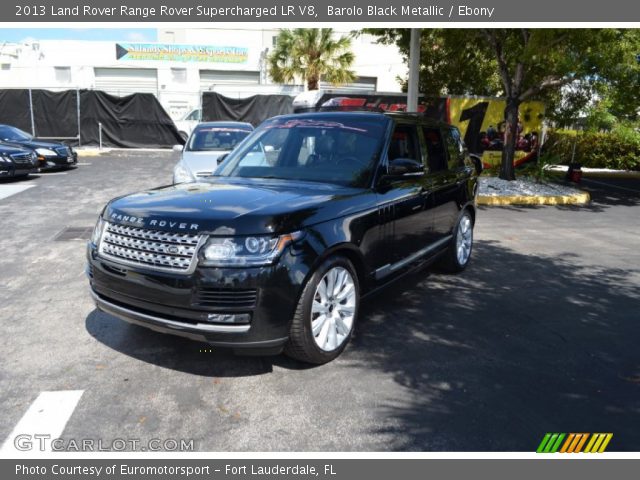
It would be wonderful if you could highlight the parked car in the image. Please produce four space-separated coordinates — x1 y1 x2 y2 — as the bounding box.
0 143 38 179
172 122 254 184
174 108 202 142
88 111 478 364
0 125 77 171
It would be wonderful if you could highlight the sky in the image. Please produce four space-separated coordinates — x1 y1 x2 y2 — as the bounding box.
0 28 157 43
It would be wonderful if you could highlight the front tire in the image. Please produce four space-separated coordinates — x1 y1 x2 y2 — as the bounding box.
437 210 474 273
284 256 359 364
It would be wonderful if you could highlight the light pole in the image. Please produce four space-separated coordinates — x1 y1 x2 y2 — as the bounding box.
407 28 421 112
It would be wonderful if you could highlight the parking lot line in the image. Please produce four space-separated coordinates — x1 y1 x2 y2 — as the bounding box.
76 163 92 166
0 390 84 453
0 184 36 201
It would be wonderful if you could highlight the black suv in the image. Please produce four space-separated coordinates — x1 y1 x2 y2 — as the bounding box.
87 112 479 364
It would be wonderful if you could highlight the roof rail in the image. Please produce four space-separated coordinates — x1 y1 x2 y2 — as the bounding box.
293 105 385 114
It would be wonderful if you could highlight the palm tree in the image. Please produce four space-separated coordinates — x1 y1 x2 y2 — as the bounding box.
268 29 356 90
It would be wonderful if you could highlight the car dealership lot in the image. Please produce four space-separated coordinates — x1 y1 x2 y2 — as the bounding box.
1 151 639 451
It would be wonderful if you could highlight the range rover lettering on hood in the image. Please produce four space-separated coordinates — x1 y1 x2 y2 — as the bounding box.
109 212 199 231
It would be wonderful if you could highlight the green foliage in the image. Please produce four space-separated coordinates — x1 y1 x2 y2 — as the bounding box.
518 153 562 183
544 128 640 171
363 29 502 96
268 29 356 90
584 95 618 131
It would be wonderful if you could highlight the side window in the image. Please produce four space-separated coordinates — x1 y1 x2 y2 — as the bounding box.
445 128 464 170
388 124 421 163
422 127 447 172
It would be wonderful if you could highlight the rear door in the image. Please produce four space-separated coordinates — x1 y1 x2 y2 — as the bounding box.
422 126 463 239
375 121 433 271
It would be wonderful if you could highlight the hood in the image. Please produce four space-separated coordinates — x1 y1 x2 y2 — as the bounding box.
2 138 68 151
0 144 33 155
104 178 374 236
180 151 229 176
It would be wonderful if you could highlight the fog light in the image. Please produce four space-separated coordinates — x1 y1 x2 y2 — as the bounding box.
206 313 251 324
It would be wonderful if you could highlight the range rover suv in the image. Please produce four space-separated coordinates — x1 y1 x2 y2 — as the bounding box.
87 112 479 364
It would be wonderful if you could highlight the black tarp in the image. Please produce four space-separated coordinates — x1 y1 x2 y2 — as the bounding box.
202 92 294 127
33 90 79 138
79 91 183 148
0 89 31 132
0 89 183 148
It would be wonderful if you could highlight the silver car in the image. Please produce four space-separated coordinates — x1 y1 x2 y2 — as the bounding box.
172 121 254 183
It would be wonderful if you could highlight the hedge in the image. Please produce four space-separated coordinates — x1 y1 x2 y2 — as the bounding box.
543 129 640 171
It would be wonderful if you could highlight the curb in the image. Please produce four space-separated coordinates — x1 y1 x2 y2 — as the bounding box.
478 191 591 206
546 166 640 180
76 149 109 157
581 171 640 180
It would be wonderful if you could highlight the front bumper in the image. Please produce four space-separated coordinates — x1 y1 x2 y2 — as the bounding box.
38 153 78 170
87 244 310 351
0 165 37 178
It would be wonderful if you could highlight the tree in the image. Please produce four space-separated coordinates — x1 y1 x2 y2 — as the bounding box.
364 29 502 96
365 28 640 180
268 29 356 91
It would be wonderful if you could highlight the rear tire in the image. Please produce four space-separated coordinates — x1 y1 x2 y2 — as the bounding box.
284 256 359 364
437 210 474 273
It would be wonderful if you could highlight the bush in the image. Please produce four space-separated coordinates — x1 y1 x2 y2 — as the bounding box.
544 128 640 171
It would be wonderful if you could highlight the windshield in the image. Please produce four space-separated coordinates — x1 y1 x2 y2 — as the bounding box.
215 115 387 188
187 127 251 152
0 125 32 142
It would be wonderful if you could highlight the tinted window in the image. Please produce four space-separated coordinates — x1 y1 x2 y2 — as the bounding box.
445 128 464 170
185 110 201 121
422 127 447 172
388 124 422 163
216 116 386 188
187 127 251 152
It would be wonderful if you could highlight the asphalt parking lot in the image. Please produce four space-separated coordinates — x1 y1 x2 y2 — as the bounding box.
1 151 639 452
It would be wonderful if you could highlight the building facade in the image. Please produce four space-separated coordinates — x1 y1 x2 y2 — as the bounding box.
0 28 405 120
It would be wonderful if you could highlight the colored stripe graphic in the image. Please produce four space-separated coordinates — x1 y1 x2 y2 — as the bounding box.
538 433 613 453
585 433 614 453
536 433 565 453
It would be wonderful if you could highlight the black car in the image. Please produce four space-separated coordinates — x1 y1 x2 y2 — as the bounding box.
0 125 78 171
0 143 39 179
87 112 479 364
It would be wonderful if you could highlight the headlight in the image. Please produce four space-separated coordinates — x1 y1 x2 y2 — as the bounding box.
0 155 10 163
200 232 303 267
35 148 57 157
91 217 106 247
173 163 196 184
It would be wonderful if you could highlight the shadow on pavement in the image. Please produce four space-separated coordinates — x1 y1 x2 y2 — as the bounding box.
347 240 640 451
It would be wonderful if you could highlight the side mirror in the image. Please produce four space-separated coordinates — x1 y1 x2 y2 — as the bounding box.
469 154 483 175
172 144 184 153
387 158 425 176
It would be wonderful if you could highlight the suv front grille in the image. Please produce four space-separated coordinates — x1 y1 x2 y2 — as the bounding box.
193 288 258 309
11 152 36 165
98 222 203 273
